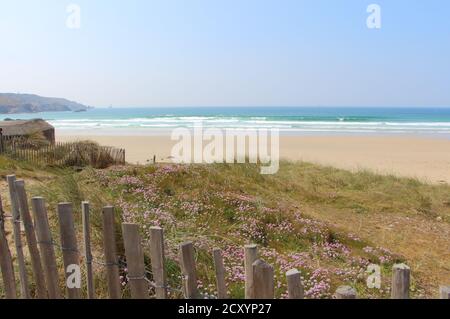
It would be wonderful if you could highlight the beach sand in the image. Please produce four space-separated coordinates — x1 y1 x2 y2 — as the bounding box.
57 134 450 184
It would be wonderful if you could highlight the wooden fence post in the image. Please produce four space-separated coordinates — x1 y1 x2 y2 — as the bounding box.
286 269 304 299
102 206 122 299
0 128 3 153
6 175 30 299
15 180 48 299
179 241 200 299
149 226 167 299
82 202 95 299
335 286 357 299
440 286 450 299
0 195 17 299
252 259 274 299
391 264 410 299
212 248 228 299
57 203 81 299
244 244 258 299
122 223 149 299
31 197 61 299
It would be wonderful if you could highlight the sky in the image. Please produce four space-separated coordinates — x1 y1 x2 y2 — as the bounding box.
0 0 449 108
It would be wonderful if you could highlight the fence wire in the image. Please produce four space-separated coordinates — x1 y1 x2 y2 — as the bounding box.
1 202 215 299
31 233 186 297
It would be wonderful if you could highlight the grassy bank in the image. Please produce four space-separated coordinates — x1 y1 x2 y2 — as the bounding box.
1 157 449 298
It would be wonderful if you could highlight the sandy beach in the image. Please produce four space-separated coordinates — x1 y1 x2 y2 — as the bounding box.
57 133 450 184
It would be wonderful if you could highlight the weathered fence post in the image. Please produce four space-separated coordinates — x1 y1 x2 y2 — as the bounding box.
57 203 81 299
102 206 122 299
252 259 274 299
213 248 228 299
15 180 48 299
244 244 258 299
286 269 304 299
6 175 30 299
149 226 167 299
122 223 149 299
0 195 17 299
0 128 4 153
179 241 200 299
31 197 61 299
440 286 450 299
391 264 410 299
82 202 95 299
335 286 357 299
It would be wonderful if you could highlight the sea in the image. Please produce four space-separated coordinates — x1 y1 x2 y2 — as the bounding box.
5 107 450 136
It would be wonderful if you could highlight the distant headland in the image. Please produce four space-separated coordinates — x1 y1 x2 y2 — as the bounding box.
0 93 91 114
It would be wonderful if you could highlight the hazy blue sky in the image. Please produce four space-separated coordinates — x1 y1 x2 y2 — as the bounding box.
0 0 449 107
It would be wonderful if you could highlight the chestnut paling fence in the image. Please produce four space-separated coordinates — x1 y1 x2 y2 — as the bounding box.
0 175 449 300
0 137 126 168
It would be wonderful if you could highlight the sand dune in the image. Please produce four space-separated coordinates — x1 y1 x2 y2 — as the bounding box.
58 134 450 184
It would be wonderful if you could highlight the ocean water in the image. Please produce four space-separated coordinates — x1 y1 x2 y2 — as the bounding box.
5 107 450 136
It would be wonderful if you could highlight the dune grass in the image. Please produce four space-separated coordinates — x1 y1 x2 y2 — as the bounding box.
0 157 449 298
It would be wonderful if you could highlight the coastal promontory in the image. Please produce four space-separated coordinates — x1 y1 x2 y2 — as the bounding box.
0 93 90 114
